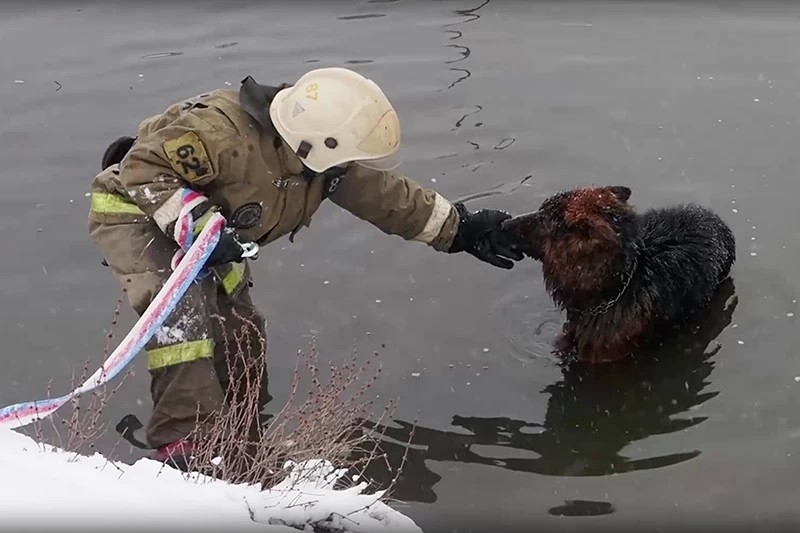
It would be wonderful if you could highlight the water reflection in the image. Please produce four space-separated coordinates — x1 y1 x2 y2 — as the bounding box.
141 51 183 60
452 105 482 131
548 500 616 517
359 279 738 503
456 174 533 203
337 14 387 21
442 0 490 91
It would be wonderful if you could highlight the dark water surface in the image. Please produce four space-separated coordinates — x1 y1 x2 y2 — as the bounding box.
2 1 800 530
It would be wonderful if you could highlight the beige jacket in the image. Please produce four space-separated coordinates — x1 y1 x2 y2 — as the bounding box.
89 88 459 252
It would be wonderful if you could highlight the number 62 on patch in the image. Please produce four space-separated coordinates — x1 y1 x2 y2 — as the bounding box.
163 132 213 181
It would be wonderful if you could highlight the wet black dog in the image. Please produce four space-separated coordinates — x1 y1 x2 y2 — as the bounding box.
502 185 736 364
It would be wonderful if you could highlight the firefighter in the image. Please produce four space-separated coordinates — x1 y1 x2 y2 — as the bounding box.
88 67 527 467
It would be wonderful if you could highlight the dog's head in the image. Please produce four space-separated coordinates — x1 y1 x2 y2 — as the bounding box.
503 185 638 302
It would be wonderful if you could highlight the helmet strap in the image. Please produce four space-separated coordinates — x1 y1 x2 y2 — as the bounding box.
300 163 346 185
300 166 317 181
296 140 312 159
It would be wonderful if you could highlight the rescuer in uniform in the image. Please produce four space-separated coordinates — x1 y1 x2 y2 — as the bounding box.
88 67 527 467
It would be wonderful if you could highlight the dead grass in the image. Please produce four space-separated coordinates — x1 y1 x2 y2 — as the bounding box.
22 288 134 462
19 286 413 502
174 308 414 498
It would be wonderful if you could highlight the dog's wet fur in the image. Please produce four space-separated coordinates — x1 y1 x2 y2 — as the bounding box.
503 185 736 364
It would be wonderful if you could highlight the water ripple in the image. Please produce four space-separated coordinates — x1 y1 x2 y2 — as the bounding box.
337 14 387 21
141 51 183 60
491 288 563 365
440 0 490 91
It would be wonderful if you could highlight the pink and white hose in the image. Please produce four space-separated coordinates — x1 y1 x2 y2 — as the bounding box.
0 212 226 428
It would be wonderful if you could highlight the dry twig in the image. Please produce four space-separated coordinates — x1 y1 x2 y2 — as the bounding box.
179 309 415 502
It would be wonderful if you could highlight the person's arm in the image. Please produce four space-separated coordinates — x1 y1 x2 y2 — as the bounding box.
328 164 525 268
327 163 458 251
119 109 252 266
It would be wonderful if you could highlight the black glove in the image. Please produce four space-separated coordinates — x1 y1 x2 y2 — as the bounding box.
206 227 257 267
448 202 526 269
164 198 259 269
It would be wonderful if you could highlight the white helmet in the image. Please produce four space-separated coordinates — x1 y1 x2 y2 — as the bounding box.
269 67 401 173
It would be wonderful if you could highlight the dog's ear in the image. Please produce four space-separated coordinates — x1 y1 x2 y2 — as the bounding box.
606 185 632 203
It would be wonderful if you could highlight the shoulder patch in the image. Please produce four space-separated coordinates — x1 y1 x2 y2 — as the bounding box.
163 132 214 181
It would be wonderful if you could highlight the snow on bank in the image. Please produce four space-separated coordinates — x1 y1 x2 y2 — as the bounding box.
0 428 422 532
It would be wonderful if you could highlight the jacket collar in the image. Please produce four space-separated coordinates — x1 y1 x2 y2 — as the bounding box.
237 75 291 136
239 75 347 182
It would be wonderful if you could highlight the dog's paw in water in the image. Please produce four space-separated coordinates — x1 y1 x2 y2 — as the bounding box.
502 185 736 364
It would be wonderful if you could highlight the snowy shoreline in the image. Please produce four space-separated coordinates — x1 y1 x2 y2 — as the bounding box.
0 428 422 532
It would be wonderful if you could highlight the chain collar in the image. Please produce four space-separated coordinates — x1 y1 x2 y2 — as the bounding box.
571 246 640 318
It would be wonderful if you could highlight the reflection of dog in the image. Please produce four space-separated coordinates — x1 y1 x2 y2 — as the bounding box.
503 185 736 363
353 278 737 505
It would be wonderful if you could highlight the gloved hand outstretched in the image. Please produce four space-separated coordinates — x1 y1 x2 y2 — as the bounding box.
448 202 527 269
205 226 258 268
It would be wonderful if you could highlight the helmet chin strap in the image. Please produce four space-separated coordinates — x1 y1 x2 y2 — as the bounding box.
300 162 346 182
300 164 317 181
